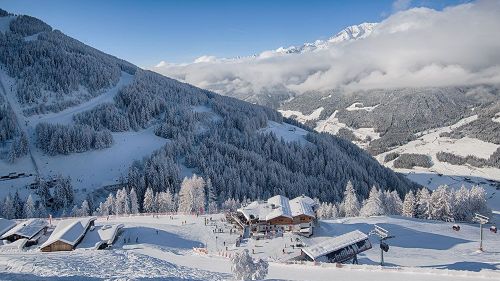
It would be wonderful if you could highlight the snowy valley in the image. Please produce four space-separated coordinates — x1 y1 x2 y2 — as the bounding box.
0 2 499 281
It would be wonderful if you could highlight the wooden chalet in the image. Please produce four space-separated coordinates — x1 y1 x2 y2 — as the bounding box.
40 217 96 252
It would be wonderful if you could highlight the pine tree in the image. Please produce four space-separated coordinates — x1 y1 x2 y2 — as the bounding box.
36 202 48 218
469 185 489 216
178 175 206 214
206 178 218 213
23 194 37 219
342 181 360 217
80 200 90 216
36 180 51 207
143 187 155 213
453 186 471 221
71 205 80 217
384 190 403 215
157 191 173 213
103 193 115 215
2 195 15 219
416 188 432 219
360 186 385 217
402 191 417 218
430 185 454 221
13 191 23 219
129 188 139 214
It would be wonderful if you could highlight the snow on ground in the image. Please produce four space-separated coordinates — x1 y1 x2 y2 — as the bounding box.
346 102 379 112
279 107 324 123
34 126 167 196
314 110 346 135
260 121 309 145
0 214 498 280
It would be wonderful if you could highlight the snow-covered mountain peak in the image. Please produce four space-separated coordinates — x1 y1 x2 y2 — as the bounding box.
271 22 377 55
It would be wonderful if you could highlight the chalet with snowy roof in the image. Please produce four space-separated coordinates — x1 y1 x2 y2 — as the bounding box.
0 218 48 246
301 230 372 263
40 216 96 252
0 218 16 237
236 195 317 236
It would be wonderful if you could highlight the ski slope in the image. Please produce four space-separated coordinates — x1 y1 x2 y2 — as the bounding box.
0 214 497 280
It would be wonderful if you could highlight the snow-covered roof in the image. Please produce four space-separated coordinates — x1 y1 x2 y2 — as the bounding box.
302 230 369 260
238 195 318 222
266 195 292 220
1 218 48 240
0 218 16 236
292 195 318 208
41 217 96 248
238 201 273 222
289 196 315 218
77 223 124 249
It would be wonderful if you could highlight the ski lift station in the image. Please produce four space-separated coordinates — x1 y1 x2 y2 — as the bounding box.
300 230 372 263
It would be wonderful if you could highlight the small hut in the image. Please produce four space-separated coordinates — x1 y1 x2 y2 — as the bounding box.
40 217 96 252
0 218 48 246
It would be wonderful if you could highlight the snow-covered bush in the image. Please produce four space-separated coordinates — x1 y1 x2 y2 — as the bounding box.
231 249 268 281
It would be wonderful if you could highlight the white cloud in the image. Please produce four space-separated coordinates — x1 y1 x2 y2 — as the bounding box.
151 1 500 96
392 0 412 12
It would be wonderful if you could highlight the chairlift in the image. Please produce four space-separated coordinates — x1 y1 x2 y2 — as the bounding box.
490 226 497 234
380 242 389 252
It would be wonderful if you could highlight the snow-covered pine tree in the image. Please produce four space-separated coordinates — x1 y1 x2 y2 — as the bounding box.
23 194 37 218
103 193 115 215
206 178 218 214
36 202 47 218
36 180 51 207
178 175 206 214
430 185 454 221
453 186 471 221
360 186 385 217
71 205 80 217
13 191 23 219
222 198 240 212
143 187 155 213
402 190 417 218
80 200 90 216
384 190 403 215
469 185 489 216
342 181 360 217
129 188 139 214
114 188 124 215
157 191 173 213
416 188 432 219
331 203 339 219
2 195 15 219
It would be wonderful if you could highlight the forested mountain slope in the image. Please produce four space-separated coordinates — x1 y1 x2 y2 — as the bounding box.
0 9 416 215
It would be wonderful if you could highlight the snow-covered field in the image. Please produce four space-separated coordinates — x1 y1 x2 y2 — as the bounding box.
259 121 310 145
0 214 497 280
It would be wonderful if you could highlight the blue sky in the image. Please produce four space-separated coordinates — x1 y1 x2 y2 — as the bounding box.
0 0 468 66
